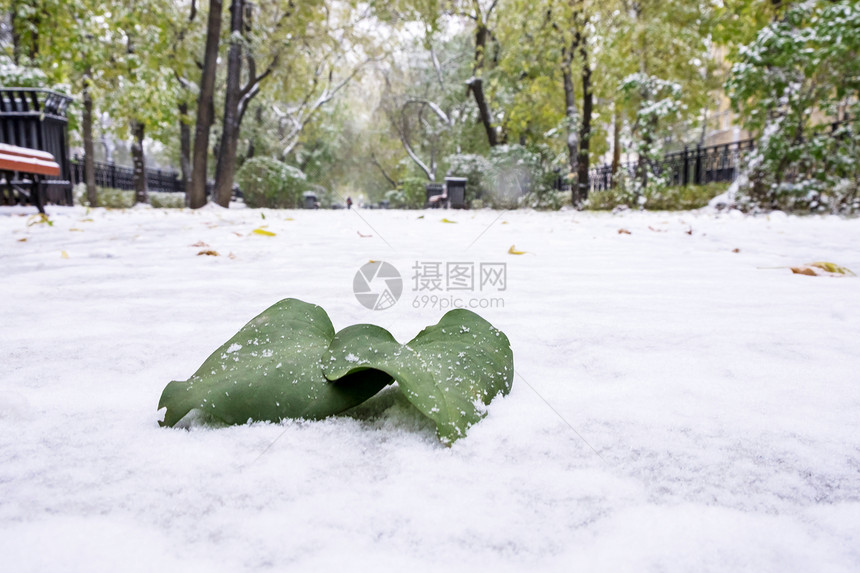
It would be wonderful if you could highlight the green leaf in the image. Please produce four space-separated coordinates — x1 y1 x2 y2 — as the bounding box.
323 309 514 444
158 299 392 427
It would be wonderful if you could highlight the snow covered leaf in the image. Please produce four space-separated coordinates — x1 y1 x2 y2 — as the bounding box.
197 250 219 256
252 228 276 236
790 262 856 277
323 310 514 444
158 299 392 427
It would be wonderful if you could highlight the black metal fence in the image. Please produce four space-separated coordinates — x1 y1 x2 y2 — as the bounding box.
69 156 185 193
588 138 757 193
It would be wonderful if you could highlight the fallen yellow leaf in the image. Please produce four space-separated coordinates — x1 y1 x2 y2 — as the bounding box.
17 237 27 242
285 217 294 221
791 262 855 277
61 250 69 259
197 250 220 256
252 228 276 236
508 245 527 255
441 218 457 224
810 261 855 275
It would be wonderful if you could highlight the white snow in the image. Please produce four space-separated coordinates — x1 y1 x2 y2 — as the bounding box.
1 204 860 572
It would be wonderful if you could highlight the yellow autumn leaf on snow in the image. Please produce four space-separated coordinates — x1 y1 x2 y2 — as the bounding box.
440 218 457 223
61 250 69 259
508 245 527 255
252 228 276 236
791 262 855 277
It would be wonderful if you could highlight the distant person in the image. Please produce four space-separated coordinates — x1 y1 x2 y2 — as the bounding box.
346 196 353 209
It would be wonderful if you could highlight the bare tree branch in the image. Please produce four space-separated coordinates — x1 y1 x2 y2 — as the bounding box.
370 150 398 187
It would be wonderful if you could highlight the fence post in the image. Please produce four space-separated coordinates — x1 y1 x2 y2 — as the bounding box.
682 146 689 186
109 162 117 189
694 144 702 185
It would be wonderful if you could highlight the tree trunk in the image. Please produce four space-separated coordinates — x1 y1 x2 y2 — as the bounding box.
611 106 622 182
11 1 22 65
179 101 192 198
468 22 498 147
131 121 147 205
188 0 223 209
10 0 40 63
213 0 245 207
576 42 593 204
562 64 577 178
467 78 497 147
81 76 98 207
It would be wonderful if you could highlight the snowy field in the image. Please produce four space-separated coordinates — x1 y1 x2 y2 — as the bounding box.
1 203 859 572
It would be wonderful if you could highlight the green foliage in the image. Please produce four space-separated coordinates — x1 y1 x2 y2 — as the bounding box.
727 0 860 213
236 157 308 209
158 299 514 444
158 299 393 428
446 154 492 205
485 145 552 209
149 192 186 209
73 184 185 208
585 182 729 211
385 176 427 209
447 145 558 208
0 56 49 88
324 309 514 444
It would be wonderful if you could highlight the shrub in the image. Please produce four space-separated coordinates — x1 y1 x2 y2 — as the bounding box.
74 184 186 208
727 1 860 213
446 154 491 206
149 192 186 209
236 156 307 209
585 182 728 211
398 177 428 209
74 184 133 208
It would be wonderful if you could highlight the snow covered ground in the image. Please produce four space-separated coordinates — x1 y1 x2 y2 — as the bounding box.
1 204 859 572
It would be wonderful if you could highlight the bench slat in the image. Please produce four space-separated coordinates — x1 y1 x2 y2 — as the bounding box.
0 152 61 177
0 143 56 162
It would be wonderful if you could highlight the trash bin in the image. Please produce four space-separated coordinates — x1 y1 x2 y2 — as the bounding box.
445 177 467 209
425 183 444 207
302 191 319 209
